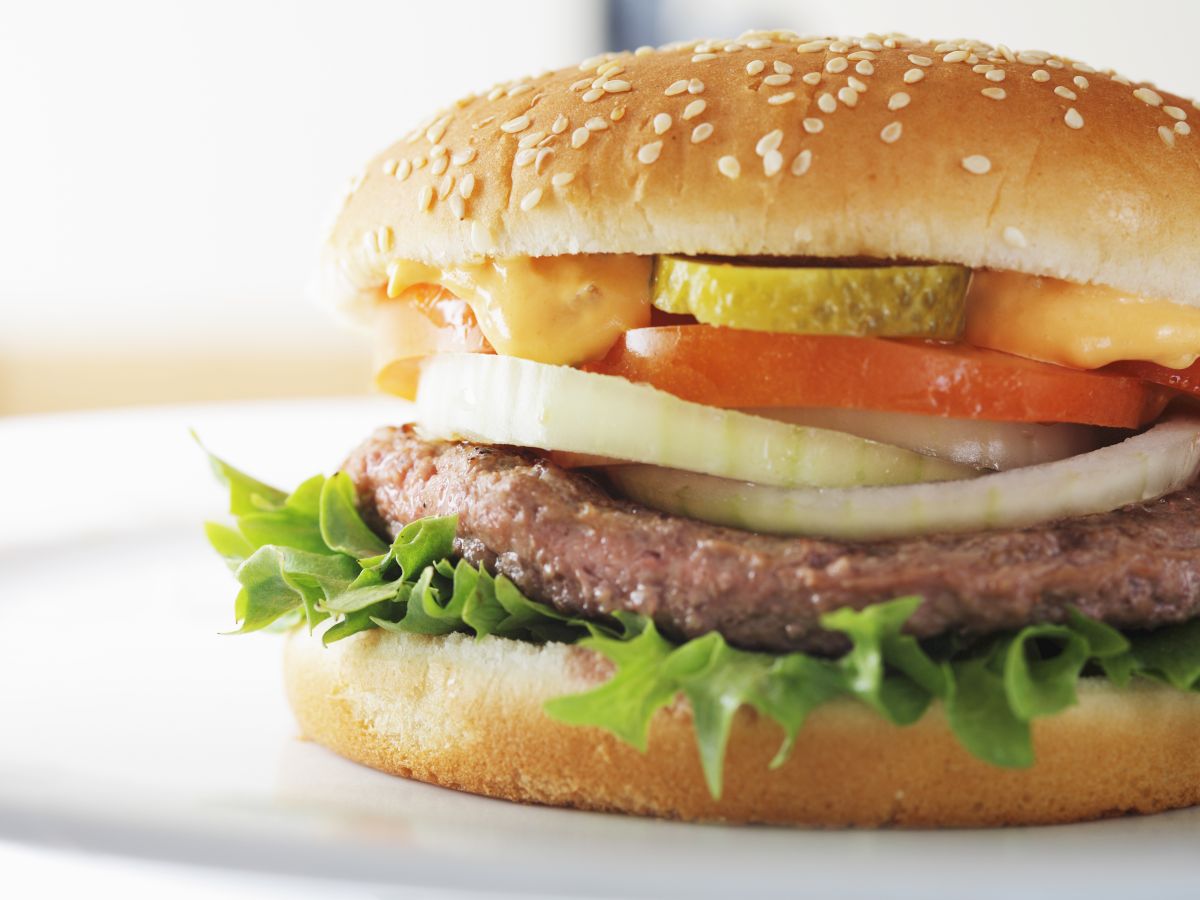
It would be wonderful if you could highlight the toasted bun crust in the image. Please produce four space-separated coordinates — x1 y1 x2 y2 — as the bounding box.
324 32 1200 316
285 628 1200 827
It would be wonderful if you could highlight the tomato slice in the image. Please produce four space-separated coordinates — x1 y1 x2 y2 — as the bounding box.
374 284 491 398
584 326 1167 428
1108 359 1200 399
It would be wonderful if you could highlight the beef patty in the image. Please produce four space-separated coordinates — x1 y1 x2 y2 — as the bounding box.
344 425 1200 655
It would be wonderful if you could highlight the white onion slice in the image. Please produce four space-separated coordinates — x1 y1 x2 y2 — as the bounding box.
745 407 1110 470
606 414 1200 540
415 353 974 489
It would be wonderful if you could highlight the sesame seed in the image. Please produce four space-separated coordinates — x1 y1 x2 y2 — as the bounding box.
426 118 450 143
717 155 741 179
688 78 705 94
692 52 718 62
1003 226 1027 248
514 148 536 167
1159 125 1176 147
888 91 911 111
1073 62 1096 73
1165 106 1188 120
430 143 448 159
746 59 765 75
1073 75 1089 90
943 50 969 63
1045 58 1064 69
768 92 796 105
724 43 744 53
449 194 466 220
933 42 957 53
1054 86 1077 100
961 154 992 174
507 83 533 97
653 112 672 134
1016 52 1043 65
837 86 858 107
985 69 1006 82
487 86 506 101
1176 122 1191 135
802 71 821 85
551 114 569 135
604 79 631 93
1134 88 1163 107
825 57 848 74
859 39 882 51
682 99 707 119
664 79 688 96
1111 74 1132 86
585 116 609 131
756 129 784 156
418 185 434 211
903 68 925 84
376 225 393 253
500 114 531 134
412 155 427 170
847 76 867 93
791 149 813 176
635 45 653 56
764 72 792 86
535 148 553 174
517 131 546 149
395 159 412 181
551 172 575 188
691 122 714 142
973 64 994 74
762 149 783 176
569 78 591 92
981 87 1006 100
1032 69 1051 82
802 117 824 133
775 60 794 74
829 40 850 53
451 148 476 166
997 44 1016 62
817 92 837 113
637 141 663 164
880 121 903 143
610 107 626 121
381 158 398 176
745 39 771 50
908 54 932 67
1064 107 1084 129
855 60 875 76
519 188 543 211
436 174 454 199
571 127 589 149
459 173 476 198
582 88 604 102
796 39 829 53
430 155 449 176
848 50 876 61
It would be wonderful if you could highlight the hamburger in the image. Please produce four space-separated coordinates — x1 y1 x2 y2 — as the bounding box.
204 30 1200 827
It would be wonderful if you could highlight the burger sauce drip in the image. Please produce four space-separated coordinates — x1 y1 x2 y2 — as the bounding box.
386 254 653 366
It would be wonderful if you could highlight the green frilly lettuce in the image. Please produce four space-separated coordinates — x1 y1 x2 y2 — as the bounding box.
202 446 1200 798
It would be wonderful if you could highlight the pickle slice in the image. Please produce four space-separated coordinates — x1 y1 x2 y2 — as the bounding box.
652 257 970 338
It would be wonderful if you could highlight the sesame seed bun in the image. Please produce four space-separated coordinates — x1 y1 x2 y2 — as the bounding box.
285 628 1200 827
324 31 1200 317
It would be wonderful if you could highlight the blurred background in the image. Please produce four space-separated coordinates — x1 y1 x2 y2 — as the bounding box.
2 0 1198 416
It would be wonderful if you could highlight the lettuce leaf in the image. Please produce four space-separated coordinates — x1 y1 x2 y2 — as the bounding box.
201 449 1200 798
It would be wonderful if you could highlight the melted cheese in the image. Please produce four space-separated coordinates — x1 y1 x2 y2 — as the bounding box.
385 254 652 366
966 271 1200 369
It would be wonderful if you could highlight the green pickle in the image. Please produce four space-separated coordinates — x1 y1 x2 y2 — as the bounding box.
652 256 971 338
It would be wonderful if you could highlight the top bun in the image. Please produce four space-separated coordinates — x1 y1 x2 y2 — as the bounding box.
324 31 1200 314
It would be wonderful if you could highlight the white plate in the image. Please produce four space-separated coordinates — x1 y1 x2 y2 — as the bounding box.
2 399 1198 900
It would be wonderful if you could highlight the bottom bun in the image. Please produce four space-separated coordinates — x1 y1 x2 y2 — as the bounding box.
284 629 1200 827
